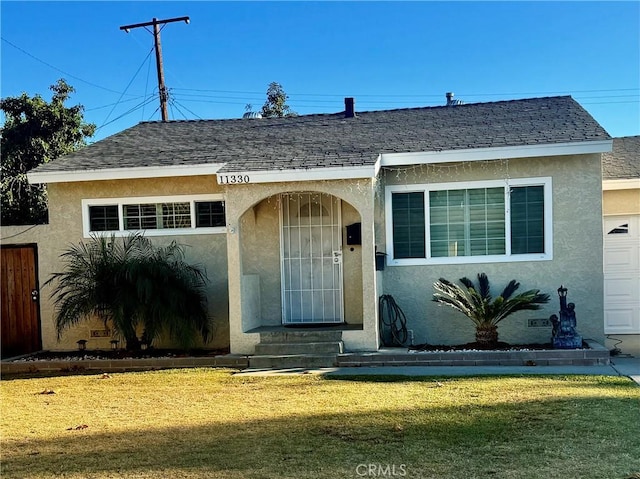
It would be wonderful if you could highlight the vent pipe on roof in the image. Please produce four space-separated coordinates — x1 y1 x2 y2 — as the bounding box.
446 92 464 106
345 97 355 118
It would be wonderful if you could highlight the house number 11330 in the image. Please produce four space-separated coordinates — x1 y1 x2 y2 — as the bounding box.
218 174 251 185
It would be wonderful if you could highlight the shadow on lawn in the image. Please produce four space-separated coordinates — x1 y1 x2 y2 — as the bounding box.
3 394 639 479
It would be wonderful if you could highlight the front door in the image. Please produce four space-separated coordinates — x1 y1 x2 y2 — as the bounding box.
280 193 344 324
1 244 42 358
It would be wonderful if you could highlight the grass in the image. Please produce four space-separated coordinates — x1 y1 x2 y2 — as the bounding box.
1 369 639 479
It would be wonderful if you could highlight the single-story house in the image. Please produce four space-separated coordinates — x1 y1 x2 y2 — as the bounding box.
602 136 640 356
2 95 617 356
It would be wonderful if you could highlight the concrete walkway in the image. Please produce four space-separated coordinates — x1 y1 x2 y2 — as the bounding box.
611 357 640 385
236 357 640 386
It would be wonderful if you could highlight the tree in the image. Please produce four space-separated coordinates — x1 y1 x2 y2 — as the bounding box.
1 79 95 225
432 273 550 348
261 82 297 118
46 233 211 350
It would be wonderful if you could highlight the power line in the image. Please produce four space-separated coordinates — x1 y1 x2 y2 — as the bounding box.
147 105 161 121
96 95 157 130
460 88 639 97
171 94 639 110
171 98 254 106
168 98 187 120
1 37 136 97
172 91 639 106
85 96 148 112
99 46 155 129
171 86 639 98
142 39 155 121
169 97 202 120
579 100 640 105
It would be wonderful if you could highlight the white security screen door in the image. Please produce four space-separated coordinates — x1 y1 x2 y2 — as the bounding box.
280 193 344 324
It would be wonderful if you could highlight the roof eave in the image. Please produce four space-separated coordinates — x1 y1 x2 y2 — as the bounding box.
27 163 226 184
379 140 613 167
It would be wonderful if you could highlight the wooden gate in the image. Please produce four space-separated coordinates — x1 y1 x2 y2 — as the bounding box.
1 244 42 358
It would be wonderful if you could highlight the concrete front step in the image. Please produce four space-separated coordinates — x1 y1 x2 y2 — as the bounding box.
255 341 344 355
249 354 338 369
259 330 343 344
337 341 611 367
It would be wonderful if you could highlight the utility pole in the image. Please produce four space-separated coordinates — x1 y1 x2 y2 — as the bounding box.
120 16 189 122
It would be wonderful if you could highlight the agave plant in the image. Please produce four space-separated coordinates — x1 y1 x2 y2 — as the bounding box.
46 233 211 350
432 273 550 348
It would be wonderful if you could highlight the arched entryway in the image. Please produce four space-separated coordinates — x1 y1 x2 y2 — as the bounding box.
237 191 363 328
224 179 379 355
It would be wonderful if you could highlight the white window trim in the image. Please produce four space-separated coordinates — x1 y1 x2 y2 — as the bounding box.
385 177 553 266
81 194 226 238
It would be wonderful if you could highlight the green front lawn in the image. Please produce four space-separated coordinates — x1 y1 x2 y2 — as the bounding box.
1 369 639 478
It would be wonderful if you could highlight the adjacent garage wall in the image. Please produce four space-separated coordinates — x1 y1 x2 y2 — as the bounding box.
603 188 640 216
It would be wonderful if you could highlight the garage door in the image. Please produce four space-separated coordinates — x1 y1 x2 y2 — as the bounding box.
604 215 640 334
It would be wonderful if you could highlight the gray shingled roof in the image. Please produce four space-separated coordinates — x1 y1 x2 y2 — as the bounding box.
602 136 640 179
30 96 611 176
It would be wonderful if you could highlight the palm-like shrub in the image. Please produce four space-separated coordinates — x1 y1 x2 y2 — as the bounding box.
432 273 550 348
46 233 211 350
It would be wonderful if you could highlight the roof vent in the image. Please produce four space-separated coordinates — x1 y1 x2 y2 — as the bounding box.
242 111 263 119
243 104 262 119
446 92 464 106
345 97 356 118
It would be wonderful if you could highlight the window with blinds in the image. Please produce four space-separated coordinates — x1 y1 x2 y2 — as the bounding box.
510 185 544 254
429 187 506 257
391 191 425 259
386 178 551 264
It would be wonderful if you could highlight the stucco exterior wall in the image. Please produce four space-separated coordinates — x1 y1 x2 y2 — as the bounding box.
377 154 605 346
1 224 52 246
603 189 640 216
15 176 230 351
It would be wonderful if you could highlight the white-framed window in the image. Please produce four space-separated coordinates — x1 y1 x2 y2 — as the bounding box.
605 218 630 235
385 177 553 265
81 194 226 238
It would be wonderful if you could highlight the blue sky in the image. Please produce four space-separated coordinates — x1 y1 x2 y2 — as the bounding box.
1 1 639 142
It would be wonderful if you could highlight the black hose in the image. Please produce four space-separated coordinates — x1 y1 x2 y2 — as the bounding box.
378 294 409 347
